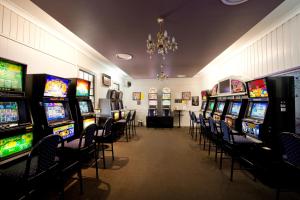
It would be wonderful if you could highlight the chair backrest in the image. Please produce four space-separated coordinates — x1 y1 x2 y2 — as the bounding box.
126 111 131 123
103 117 113 136
79 123 97 149
208 117 217 135
280 132 300 167
130 110 136 121
191 112 197 123
199 114 206 128
25 134 63 177
220 120 232 142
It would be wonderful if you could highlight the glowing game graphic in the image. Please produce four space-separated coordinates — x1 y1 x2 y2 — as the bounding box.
217 102 225 112
208 101 215 111
201 101 207 110
247 79 268 98
44 102 66 121
79 101 89 113
162 93 171 99
83 118 95 129
0 132 33 158
250 102 268 119
148 93 157 100
231 80 246 93
162 100 171 106
0 60 23 92
44 75 70 97
230 102 242 116
113 112 120 120
76 79 89 97
0 102 19 124
53 124 74 139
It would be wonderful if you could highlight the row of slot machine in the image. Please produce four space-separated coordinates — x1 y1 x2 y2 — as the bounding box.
0 58 96 167
148 87 172 116
200 77 295 161
99 89 125 121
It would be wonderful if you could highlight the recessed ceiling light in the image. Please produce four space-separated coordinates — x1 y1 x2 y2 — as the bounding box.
116 53 133 60
177 74 186 78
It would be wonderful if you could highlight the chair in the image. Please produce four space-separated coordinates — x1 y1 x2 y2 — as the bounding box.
130 110 137 137
208 117 222 161
199 114 210 150
0 134 63 199
118 111 131 142
275 132 300 199
191 112 200 140
219 120 256 181
63 123 99 194
95 117 114 169
188 111 193 135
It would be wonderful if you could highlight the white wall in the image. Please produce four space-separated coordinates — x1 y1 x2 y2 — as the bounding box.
124 78 202 127
124 0 300 127
0 0 130 108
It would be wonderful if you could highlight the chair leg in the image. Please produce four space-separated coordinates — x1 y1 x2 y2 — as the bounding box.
199 126 202 145
102 143 106 169
208 139 211 155
230 156 234 181
219 146 223 169
215 143 218 161
111 143 115 160
125 125 129 142
203 131 206 150
78 168 83 194
134 121 137 135
195 125 198 141
95 145 99 179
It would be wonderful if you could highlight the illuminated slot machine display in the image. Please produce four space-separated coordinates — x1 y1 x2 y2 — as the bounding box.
118 91 126 119
241 77 295 151
162 87 171 116
69 79 96 136
26 74 75 141
200 90 210 117
0 58 33 165
148 88 158 116
212 101 227 123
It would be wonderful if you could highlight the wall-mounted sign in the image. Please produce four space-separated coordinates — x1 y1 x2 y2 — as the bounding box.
102 74 111 87
182 91 191 100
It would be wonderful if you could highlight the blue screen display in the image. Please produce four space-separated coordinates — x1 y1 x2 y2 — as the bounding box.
230 102 242 116
250 102 268 119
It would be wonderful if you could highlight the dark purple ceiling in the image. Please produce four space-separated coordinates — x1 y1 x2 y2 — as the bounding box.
32 0 283 78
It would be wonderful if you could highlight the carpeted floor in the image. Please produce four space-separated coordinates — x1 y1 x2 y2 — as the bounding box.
54 127 300 200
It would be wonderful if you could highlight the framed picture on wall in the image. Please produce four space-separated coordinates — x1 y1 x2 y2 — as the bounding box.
192 96 199 106
182 92 191 100
102 74 111 87
133 92 141 100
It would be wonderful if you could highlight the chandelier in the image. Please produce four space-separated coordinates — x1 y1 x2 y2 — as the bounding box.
157 64 168 81
146 17 178 59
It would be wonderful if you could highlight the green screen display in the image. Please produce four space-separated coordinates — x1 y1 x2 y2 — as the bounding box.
0 60 23 92
0 132 33 158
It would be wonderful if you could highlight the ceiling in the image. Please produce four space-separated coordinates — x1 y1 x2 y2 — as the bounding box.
32 0 284 79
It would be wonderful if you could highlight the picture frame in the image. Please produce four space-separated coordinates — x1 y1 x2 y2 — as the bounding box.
133 92 141 100
182 91 191 100
192 96 199 106
102 74 111 87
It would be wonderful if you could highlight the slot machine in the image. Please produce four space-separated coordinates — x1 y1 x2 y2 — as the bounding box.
162 87 171 117
225 99 248 133
205 99 217 119
26 74 75 141
200 90 209 117
241 77 295 155
68 78 96 136
0 58 33 166
212 99 228 123
148 88 158 117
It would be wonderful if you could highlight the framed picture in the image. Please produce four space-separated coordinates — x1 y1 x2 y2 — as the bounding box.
133 92 141 100
192 96 199 106
175 99 182 103
102 74 111 86
182 92 191 100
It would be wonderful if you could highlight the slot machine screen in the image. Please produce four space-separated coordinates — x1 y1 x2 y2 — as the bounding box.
162 100 171 106
0 59 23 92
247 78 268 98
162 93 171 99
44 102 66 122
208 101 215 111
201 101 207 110
113 112 119 120
83 118 95 129
44 75 70 97
148 93 157 100
230 102 242 116
76 79 89 97
149 100 157 106
79 101 89 114
217 102 225 112
250 102 268 119
219 79 230 93
0 102 19 124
